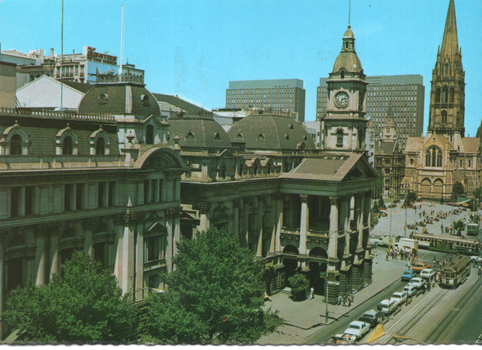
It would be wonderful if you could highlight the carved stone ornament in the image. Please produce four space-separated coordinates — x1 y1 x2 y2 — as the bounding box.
145 157 167 171
329 196 339 206
82 217 97 230
300 194 309 203
166 206 183 218
198 202 210 214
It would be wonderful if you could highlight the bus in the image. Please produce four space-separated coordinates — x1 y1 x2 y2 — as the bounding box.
439 255 472 289
467 223 480 236
410 232 482 255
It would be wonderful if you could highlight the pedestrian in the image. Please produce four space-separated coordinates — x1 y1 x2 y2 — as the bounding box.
310 287 314 300
351 293 355 304
348 296 352 307
337 295 341 305
342 295 346 307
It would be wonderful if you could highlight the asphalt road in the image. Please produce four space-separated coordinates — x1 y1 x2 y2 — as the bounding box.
423 272 482 344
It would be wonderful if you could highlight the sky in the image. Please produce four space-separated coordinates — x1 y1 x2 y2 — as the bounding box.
0 0 481 135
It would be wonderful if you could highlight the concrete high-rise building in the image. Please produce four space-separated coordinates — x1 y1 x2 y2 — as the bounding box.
225 79 306 122
317 75 425 147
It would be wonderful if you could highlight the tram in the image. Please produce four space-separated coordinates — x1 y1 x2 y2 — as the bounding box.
467 223 480 236
410 232 482 255
439 255 472 289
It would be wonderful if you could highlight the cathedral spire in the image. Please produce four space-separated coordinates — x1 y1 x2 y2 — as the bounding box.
440 0 459 58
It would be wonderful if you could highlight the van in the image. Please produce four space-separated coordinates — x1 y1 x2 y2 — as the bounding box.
378 299 398 315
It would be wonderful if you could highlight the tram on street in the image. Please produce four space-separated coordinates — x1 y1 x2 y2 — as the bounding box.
467 223 480 236
439 255 472 289
410 232 482 255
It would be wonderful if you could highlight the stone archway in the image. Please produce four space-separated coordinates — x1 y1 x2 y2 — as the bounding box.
283 245 299 286
308 247 328 295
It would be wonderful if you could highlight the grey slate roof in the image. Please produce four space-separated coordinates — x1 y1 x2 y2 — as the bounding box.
153 93 207 114
78 83 161 117
167 115 232 149
227 114 315 150
58 80 95 94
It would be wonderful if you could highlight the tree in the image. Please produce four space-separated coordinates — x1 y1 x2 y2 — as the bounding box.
378 197 385 209
474 187 482 210
453 220 465 235
288 273 309 301
141 228 282 345
3 251 138 344
403 191 418 207
452 181 465 201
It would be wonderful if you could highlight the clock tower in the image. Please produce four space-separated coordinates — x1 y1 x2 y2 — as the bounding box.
323 25 368 152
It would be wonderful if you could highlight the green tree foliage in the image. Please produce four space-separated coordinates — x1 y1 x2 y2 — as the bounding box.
403 191 418 207
3 251 138 344
141 228 282 345
378 197 385 209
453 219 465 235
288 273 309 301
452 181 465 200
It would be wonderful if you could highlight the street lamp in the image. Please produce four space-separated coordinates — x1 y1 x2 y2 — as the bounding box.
404 193 408 238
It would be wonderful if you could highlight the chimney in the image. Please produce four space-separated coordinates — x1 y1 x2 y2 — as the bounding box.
50 48 54 59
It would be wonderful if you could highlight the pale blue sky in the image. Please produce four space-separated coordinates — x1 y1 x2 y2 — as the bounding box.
1 0 481 135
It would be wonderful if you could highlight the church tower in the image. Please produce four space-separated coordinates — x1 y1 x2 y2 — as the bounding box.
382 106 397 142
427 0 465 139
323 25 368 152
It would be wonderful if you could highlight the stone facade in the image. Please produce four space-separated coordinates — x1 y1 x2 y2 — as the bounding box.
402 0 481 200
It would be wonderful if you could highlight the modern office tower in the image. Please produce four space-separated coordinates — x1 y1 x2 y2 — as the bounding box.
225 79 306 122
317 75 425 147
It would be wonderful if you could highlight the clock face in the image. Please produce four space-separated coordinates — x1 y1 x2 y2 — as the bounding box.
335 91 349 109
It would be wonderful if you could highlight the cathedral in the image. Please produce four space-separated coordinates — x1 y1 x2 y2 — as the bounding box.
403 0 481 201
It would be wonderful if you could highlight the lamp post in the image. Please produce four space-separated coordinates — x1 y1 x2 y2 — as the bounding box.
325 280 329 323
404 193 408 238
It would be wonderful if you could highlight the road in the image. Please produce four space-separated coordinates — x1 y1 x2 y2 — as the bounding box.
305 247 479 345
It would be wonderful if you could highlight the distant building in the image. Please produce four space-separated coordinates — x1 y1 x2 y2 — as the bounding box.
1 46 144 87
305 120 321 148
0 61 17 108
403 0 480 201
225 79 306 123
373 106 405 199
317 75 425 147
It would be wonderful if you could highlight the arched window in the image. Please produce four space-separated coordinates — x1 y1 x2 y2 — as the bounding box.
450 88 454 103
146 125 154 144
436 88 441 102
62 136 73 155
10 134 22 155
442 110 447 124
340 71 345 79
95 137 105 155
336 129 344 146
442 87 448 103
425 146 442 168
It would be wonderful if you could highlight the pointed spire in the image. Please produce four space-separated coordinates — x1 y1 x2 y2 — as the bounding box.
441 0 459 58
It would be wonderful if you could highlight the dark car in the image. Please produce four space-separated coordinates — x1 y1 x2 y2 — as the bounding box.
358 310 381 328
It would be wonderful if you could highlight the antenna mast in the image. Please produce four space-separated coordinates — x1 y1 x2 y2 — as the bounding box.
348 0 351 26
60 0 64 109
120 4 124 81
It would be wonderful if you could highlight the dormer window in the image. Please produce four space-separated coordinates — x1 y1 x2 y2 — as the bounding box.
98 93 108 105
141 94 150 106
146 125 154 145
214 132 221 141
186 131 195 140
63 136 73 155
10 134 22 155
257 133 265 140
89 128 110 156
235 133 244 140
95 137 105 155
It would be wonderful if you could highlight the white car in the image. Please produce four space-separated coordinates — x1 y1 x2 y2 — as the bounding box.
343 321 370 340
470 256 482 263
403 285 416 297
409 277 424 289
391 291 408 305
420 268 435 279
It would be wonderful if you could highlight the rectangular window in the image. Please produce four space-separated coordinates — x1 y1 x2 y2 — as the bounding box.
108 182 115 206
144 180 150 204
146 236 160 261
159 179 163 202
64 184 73 211
76 183 84 210
25 186 34 216
10 187 21 217
98 182 105 208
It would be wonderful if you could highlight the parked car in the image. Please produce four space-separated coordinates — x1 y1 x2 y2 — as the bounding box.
358 310 381 328
391 291 407 305
403 285 417 297
409 277 424 289
420 268 435 279
401 270 417 281
343 321 370 340
413 262 431 273
378 299 398 315
470 256 482 263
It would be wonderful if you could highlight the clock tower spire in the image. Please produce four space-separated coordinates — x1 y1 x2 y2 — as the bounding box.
322 23 368 152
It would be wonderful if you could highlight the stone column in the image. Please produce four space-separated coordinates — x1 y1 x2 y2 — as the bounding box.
18 187 26 216
83 218 95 258
135 227 144 301
275 196 283 252
327 196 339 259
256 201 264 257
299 195 309 255
120 212 137 298
50 234 60 278
198 202 210 233
35 232 47 286
233 200 240 237
356 194 364 251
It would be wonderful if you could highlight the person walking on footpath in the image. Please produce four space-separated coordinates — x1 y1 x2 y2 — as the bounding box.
342 295 346 307
348 295 352 307
337 295 341 305
310 287 314 300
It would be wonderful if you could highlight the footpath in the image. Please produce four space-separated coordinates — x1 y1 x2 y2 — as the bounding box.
257 252 407 345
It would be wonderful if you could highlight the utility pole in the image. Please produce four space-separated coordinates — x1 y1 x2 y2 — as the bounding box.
404 193 408 238
325 281 329 323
